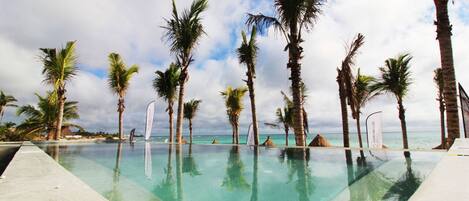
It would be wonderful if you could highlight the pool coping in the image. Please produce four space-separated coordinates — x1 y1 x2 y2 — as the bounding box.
409 138 469 201
0 141 107 201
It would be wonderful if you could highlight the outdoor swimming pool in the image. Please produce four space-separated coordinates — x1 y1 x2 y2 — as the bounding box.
37 142 443 201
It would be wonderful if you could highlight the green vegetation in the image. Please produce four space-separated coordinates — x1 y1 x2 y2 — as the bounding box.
337 33 365 158
183 99 202 144
352 70 378 158
276 106 293 146
0 122 33 141
154 63 181 143
162 0 208 144
373 54 413 157
0 90 17 123
107 53 139 141
16 92 80 137
237 26 260 145
280 84 310 145
247 0 325 146
40 41 78 140
220 86 248 144
0 91 81 142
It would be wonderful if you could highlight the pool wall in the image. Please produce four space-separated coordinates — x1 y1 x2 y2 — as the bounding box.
0 141 107 201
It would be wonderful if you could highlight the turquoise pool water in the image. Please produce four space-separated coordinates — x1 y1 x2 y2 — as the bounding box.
37 143 443 201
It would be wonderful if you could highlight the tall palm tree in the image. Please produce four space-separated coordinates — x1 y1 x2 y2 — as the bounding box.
352 70 378 159
154 63 181 143
162 0 208 144
40 41 78 140
276 106 293 146
433 0 460 147
247 0 325 146
337 33 365 153
238 26 260 145
16 92 80 138
107 53 139 141
183 99 202 144
374 54 413 157
434 68 446 149
221 86 248 144
0 91 17 123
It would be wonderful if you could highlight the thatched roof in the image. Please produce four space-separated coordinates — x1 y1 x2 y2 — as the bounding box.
308 134 331 147
261 136 276 147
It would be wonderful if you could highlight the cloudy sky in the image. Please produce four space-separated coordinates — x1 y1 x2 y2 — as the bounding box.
1 0 469 136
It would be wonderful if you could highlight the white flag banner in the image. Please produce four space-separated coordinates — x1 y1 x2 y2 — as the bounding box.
246 124 255 146
145 101 156 141
144 142 152 179
367 112 383 149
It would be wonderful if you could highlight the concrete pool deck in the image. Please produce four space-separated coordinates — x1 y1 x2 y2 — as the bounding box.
409 138 469 201
0 142 107 201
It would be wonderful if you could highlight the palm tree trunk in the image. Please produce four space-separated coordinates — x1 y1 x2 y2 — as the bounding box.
175 67 188 144
398 98 410 157
169 103 174 144
338 73 350 145
247 69 259 145
189 119 193 144
54 91 65 140
338 70 353 164
231 124 235 144
235 122 239 144
356 112 365 159
285 126 289 146
118 97 125 141
434 0 460 147
439 98 446 149
288 24 305 147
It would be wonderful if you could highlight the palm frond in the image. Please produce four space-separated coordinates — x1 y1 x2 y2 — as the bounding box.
300 0 325 32
107 53 139 97
40 41 78 87
184 99 202 119
339 33 365 118
246 13 285 36
16 92 80 135
373 53 413 100
237 26 259 76
162 0 208 66
154 63 180 103
221 86 248 126
353 69 379 112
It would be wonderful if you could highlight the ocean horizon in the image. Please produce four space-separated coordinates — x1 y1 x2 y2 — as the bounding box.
146 131 442 150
